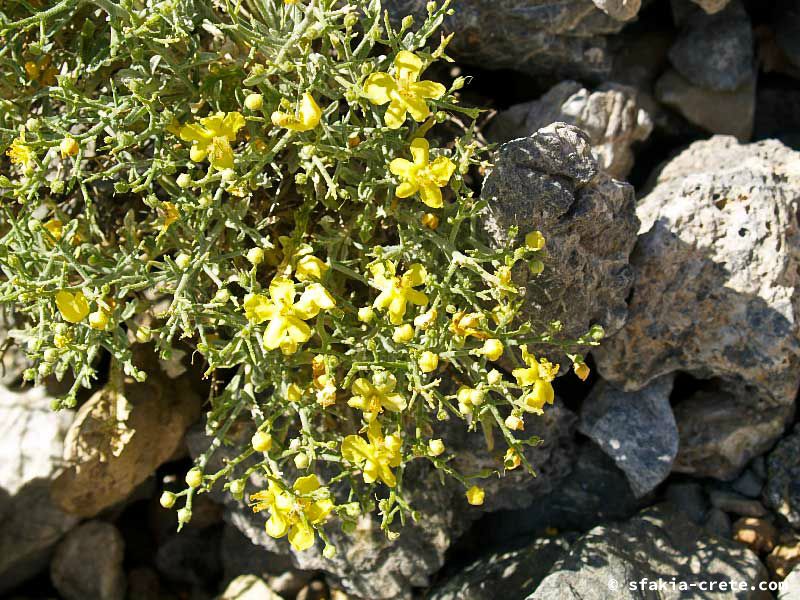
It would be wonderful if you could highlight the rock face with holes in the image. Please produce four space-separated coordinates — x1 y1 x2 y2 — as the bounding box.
487 81 653 179
595 136 800 477
482 122 639 342
386 0 627 81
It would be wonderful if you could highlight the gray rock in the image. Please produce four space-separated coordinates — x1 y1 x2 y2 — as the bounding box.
673 386 791 480
668 1 753 92
664 482 708 524
780 566 800 599
732 470 764 499
529 505 769 599
50 521 126 600
655 68 755 140
429 536 572 600
219 575 283 600
592 0 641 20
487 81 652 179
579 376 677 497
482 123 639 342
385 1 626 81
594 136 800 477
709 490 768 518
0 386 77 592
477 441 643 544
705 508 733 539
764 425 800 530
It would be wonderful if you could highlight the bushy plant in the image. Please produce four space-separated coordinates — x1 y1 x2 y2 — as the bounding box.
0 0 601 552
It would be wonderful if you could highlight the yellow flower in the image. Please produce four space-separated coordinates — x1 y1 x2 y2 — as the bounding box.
466 485 485 506
348 372 407 420
418 351 439 373
177 112 245 170
341 421 402 487
450 311 487 341
363 51 446 129
43 218 63 241
271 92 322 132
574 362 590 381
60 137 79 158
370 261 428 325
55 291 90 323
244 279 335 355
250 474 334 551
479 339 504 361
160 202 179 232
512 345 559 414
7 135 35 171
504 448 521 470
389 138 455 209
295 255 328 281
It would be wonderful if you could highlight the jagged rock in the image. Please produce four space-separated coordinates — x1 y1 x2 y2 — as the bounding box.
655 68 755 140
595 136 800 477
579 375 677 497
592 0 641 21
673 385 790 480
669 1 753 92
50 521 126 600
51 365 202 518
429 536 573 600
385 1 626 81
764 425 800 530
529 505 769 599
476 441 643 546
220 575 284 600
0 386 77 592
482 123 639 342
487 81 652 179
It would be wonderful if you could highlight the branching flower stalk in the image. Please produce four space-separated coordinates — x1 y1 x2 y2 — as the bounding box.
0 0 602 552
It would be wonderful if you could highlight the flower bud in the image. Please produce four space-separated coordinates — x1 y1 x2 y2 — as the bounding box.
480 339 504 361
251 431 273 453
185 468 203 488
135 326 152 343
384 434 402 453
504 448 521 470
487 369 502 385
428 438 445 456
294 452 310 469
244 93 263 110
175 253 191 269
177 507 192 525
574 362 590 381
229 479 245 499
246 247 264 265
159 491 177 508
89 310 109 330
213 288 230 303
323 544 337 559
358 306 375 323
176 173 192 188
421 212 439 229
525 230 545 251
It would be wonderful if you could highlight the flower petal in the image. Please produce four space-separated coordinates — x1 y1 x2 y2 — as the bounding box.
384 100 407 129
389 158 414 178
403 263 427 287
363 72 396 105
265 512 289 539
429 156 456 186
409 138 429 165
341 435 371 465
396 181 419 198
394 50 423 82
288 521 316 551
410 80 446 100
418 183 443 209
270 277 296 306
293 474 321 494
404 94 431 123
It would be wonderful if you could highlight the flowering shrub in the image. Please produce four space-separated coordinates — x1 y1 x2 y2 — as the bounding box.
0 0 601 553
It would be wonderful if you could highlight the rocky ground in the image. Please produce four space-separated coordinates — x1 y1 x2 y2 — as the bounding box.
4 0 800 599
